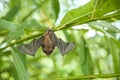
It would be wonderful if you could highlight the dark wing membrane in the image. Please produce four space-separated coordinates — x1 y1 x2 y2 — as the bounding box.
56 38 75 56
19 37 43 56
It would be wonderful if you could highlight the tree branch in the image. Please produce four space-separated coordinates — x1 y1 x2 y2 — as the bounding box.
54 73 120 80
0 12 120 51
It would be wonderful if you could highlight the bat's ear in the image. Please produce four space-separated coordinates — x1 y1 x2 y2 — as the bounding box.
56 39 75 56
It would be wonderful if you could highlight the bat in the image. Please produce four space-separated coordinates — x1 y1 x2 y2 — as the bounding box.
19 30 75 56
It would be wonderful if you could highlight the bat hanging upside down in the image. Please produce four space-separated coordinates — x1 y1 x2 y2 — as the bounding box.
19 30 75 56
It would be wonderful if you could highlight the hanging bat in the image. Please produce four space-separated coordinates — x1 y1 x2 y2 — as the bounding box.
19 30 75 56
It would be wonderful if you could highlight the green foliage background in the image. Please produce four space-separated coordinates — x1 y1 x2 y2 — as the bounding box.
0 0 120 80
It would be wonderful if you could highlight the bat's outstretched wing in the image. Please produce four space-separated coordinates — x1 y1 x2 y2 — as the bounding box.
56 38 75 56
19 37 43 56
19 30 75 56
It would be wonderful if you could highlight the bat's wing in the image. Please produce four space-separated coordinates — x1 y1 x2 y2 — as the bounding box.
56 38 75 56
19 37 43 56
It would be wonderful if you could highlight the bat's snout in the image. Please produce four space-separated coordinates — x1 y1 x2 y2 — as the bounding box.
42 48 54 56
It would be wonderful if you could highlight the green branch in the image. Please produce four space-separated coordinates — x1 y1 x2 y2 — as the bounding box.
54 73 120 80
0 12 120 51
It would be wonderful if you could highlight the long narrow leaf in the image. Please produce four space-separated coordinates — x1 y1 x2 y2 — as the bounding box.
11 47 29 80
108 38 120 73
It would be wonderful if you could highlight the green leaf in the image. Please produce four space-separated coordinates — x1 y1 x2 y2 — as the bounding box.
2 6 20 21
58 0 120 29
11 47 29 80
51 0 60 20
0 19 21 31
107 37 120 73
89 20 120 34
80 36 94 75
58 0 94 29
21 19 45 31
88 21 118 39
5 29 24 43
93 0 120 17
0 19 24 43
39 0 59 24
89 20 120 48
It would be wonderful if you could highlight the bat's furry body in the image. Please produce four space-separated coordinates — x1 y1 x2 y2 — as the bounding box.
19 30 75 56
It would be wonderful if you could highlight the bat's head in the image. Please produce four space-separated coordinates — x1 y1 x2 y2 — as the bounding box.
42 47 54 56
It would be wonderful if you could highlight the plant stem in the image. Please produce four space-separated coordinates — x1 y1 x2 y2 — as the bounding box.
0 12 120 51
53 73 120 80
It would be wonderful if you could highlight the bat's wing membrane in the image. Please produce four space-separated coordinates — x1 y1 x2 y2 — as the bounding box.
19 30 75 56
56 38 75 56
19 37 43 56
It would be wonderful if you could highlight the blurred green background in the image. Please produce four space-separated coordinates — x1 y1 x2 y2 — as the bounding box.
0 0 120 80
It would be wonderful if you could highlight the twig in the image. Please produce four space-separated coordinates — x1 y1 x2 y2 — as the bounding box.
53 73 120 80
0 11 120 51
